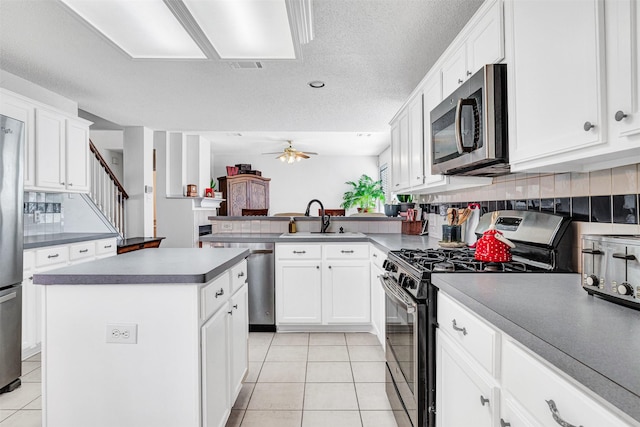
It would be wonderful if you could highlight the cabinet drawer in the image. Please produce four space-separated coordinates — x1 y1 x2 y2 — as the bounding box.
201 272 230 321
230 260 247 294
35 246 69 268
502 339 628 427
370 245 386 269
276 244 321 260
324 244 369 260
95 238 116 256
69 242 96 261
437 292 498 375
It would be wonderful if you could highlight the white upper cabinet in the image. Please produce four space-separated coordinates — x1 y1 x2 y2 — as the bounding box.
35 108 66 190
66 118 91 192
606 0 640 139
408 94 425 188
506 0 606 169
441 0 504 97
1 89 91 192
422 74 447 186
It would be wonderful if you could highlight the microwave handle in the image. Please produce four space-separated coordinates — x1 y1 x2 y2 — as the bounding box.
454 98 480 154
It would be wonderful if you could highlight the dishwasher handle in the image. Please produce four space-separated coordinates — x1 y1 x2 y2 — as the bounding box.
250 249 274 255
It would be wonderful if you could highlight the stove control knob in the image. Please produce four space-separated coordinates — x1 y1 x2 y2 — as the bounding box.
617 282 634 296
383 260 396 272
398 273 406 286
403 276 415 289
585 275 599 287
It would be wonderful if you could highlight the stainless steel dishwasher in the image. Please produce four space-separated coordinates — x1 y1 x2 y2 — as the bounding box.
209 242 275 332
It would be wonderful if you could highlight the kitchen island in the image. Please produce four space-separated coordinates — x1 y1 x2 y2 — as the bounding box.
33 248 250 427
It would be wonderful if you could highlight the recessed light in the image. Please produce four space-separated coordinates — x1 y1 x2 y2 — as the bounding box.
308 81 325 89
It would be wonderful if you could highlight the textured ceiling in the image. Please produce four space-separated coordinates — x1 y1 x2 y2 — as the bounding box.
0 0 483 155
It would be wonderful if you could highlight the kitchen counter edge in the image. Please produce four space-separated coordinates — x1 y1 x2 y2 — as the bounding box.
32 248 250 285
24 232 120 250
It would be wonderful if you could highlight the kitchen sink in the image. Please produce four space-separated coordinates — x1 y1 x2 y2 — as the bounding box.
280 232 367 238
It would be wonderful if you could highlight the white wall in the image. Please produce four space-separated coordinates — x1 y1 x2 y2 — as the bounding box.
213 155 379 215
124 126 154 237
0 69 77 115
90 130 124 184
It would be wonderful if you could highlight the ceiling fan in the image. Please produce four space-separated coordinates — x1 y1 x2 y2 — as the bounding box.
262 140 318 163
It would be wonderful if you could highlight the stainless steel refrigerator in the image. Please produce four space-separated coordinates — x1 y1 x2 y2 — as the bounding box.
0 114 24 393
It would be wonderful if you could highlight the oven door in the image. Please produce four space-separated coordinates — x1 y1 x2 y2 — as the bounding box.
381 275 418 427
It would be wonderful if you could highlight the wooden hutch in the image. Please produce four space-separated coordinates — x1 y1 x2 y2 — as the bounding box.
217 174 270 216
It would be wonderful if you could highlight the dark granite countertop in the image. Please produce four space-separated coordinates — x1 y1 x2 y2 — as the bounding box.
24 233 119 250
432 273 640 424
33 248 249 285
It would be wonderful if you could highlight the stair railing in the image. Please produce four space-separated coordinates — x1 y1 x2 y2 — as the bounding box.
89 140 128 237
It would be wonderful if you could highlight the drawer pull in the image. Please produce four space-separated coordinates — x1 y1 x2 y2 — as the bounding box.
228 310 233 315
47 254 59 259
480 395 490 406
104 245 112 249
79 249 89 253
233 304 238 309
340 250 354 254
545 399 583 427
500 420 511 427
215 288 224 298
612 253 636 261
237 271 245 278
451 319 467 335
293 250 306 254
373 253 378 258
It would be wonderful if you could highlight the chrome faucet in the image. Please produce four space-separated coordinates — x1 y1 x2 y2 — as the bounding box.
304 199 331 233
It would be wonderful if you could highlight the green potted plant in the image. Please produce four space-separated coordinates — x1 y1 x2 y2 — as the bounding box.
397 194 415 212
341 174 385 213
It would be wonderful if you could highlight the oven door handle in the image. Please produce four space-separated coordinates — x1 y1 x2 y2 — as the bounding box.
454 98 480 154
380 276 416 314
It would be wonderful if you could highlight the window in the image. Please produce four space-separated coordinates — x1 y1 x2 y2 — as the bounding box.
380 163 390 209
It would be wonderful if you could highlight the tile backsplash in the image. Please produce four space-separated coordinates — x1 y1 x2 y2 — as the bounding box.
419 164 640 235
23 192 64 236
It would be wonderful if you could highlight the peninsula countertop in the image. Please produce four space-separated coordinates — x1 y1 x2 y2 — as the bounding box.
432 273 640 424
24 232 119 249
200 233 438 252
32 248 249 285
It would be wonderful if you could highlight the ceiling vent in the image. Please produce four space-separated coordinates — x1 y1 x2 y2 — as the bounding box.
229 61 264 69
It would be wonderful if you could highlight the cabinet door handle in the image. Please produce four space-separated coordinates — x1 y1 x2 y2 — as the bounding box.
328 265 332 269
104 245 112 249
500 420 511 427
615 110 628 121
215 288 224 298
451 319 467 335
613 253 637 261
395 184 400 187
228 310 233 315
583 121 595 131
545 399 583 427
237 271 245 278
60 182 65 185
28 276 33 280
466 70 472 76
47 254 59 259
233 304 238 309
79 249 89 253
68 183 73 186
373 253 377 258
458 78 463 84
340 250 354 254
293 250 306 254
480 395 490 406
316 265 320 269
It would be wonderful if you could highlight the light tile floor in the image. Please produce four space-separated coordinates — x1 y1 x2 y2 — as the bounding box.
228 332 398 427
0 333 398 427
0 353 41 427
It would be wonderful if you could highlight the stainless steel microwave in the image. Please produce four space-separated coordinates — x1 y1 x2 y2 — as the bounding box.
430 64 509 176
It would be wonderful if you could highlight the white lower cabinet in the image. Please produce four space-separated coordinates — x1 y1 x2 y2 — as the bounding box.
229 284 248 401
201 268 248 427
201 306 229 427
437 291 636 427
370 245 386 347
277 261 322 324
436 331 498 427
501 338 631 427
275 243 373 328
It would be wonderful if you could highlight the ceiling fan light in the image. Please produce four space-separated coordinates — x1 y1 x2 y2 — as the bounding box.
296 156 302 162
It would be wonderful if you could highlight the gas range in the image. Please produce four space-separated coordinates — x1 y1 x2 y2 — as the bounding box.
582 234 640 310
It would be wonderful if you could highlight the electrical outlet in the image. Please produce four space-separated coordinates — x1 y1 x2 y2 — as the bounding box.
221 222 233 231
34 211 42 223
106 323 138 344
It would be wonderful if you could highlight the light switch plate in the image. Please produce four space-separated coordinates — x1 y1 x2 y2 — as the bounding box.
106 323 138 344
